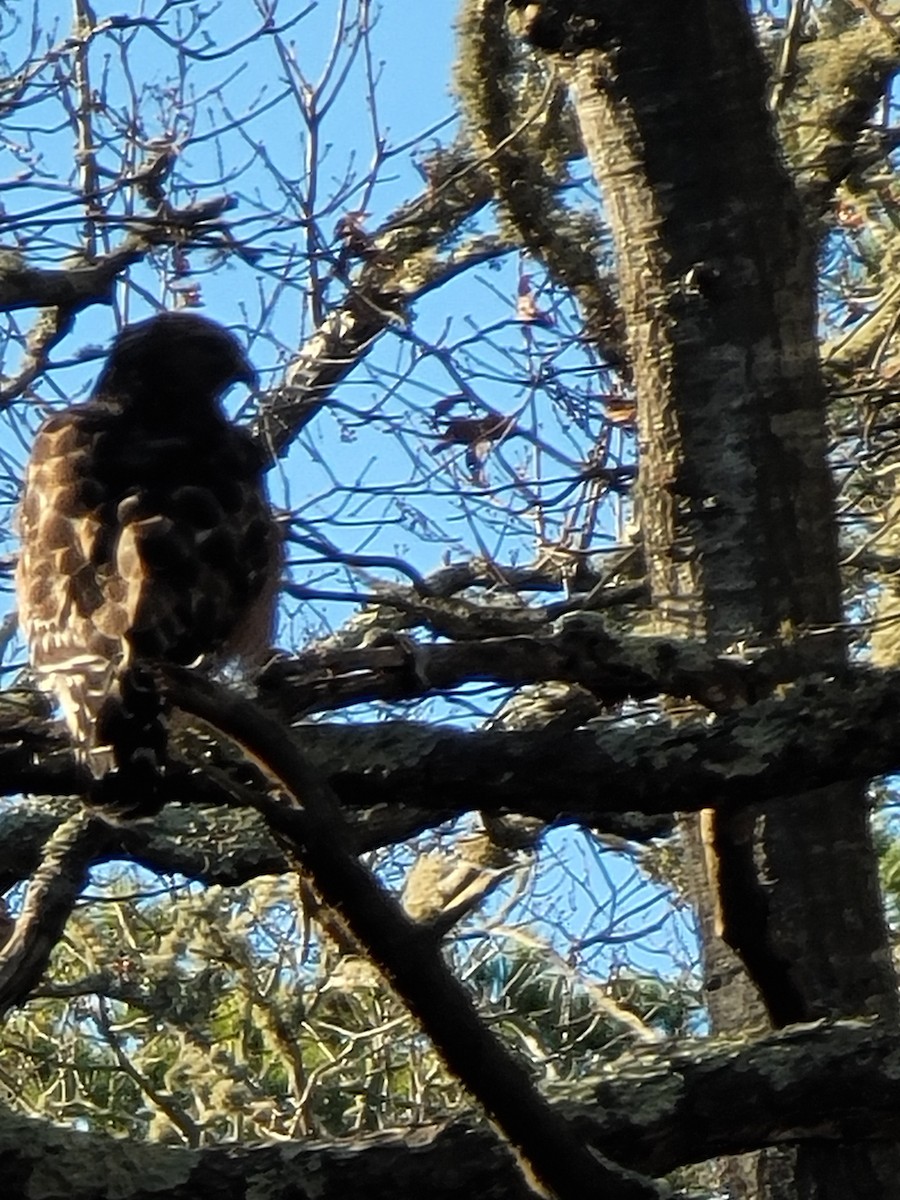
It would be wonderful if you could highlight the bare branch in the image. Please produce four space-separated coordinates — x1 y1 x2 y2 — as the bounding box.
252 144 506 457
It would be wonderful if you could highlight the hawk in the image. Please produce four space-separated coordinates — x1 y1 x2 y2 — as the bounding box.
16 312 281 817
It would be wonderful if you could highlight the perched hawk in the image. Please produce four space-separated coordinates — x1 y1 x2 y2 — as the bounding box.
16 313 281 816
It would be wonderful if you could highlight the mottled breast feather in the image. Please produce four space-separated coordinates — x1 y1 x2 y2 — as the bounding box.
16 313 281 816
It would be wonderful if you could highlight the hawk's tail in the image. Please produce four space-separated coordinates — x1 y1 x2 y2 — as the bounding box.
36 657 169 820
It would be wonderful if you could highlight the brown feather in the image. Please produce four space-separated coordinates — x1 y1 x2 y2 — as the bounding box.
16 313 281 811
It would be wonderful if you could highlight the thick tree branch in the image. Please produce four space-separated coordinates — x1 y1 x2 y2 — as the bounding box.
776 13 900 218
7 664 900 840
0 252 136 313
2 1020 900 1196
257 612 800 717
455 0 624 363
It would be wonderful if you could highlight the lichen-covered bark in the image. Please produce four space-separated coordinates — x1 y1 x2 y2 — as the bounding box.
11 666 900 873
777 18 900 218
455 0 624 361
516 1 900 1195
4 1019 900 1197
534 3 839 636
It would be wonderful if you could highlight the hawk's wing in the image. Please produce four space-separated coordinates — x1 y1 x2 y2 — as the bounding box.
17 411 128 772
16 406 280 779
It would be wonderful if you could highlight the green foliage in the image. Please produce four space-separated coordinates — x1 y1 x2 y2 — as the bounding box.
0 866 698 1144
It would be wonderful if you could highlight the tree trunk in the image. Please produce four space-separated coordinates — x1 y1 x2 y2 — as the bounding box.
523 1 900 1195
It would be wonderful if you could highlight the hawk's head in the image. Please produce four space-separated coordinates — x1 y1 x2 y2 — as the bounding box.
96 312 256 406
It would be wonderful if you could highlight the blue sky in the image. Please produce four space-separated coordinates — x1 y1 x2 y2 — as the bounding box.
3 1 630 626
0 2 688 989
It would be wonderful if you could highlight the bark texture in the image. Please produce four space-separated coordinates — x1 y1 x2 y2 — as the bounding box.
518 1 900 1195
3 1019 900 1198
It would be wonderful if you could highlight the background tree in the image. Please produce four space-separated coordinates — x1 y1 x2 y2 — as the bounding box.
4 1 900 1197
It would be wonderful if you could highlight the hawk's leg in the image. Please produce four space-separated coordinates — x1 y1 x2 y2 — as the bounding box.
92 665 168 819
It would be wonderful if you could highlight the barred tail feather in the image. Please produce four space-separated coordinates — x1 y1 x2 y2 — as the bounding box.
36 655 119 776
37 659 168 820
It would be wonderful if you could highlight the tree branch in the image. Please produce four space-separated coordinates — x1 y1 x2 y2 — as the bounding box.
251 144 505 459
0 195 252 405
2 1019 900 1196
0 810 113 1018
7 664 900 847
